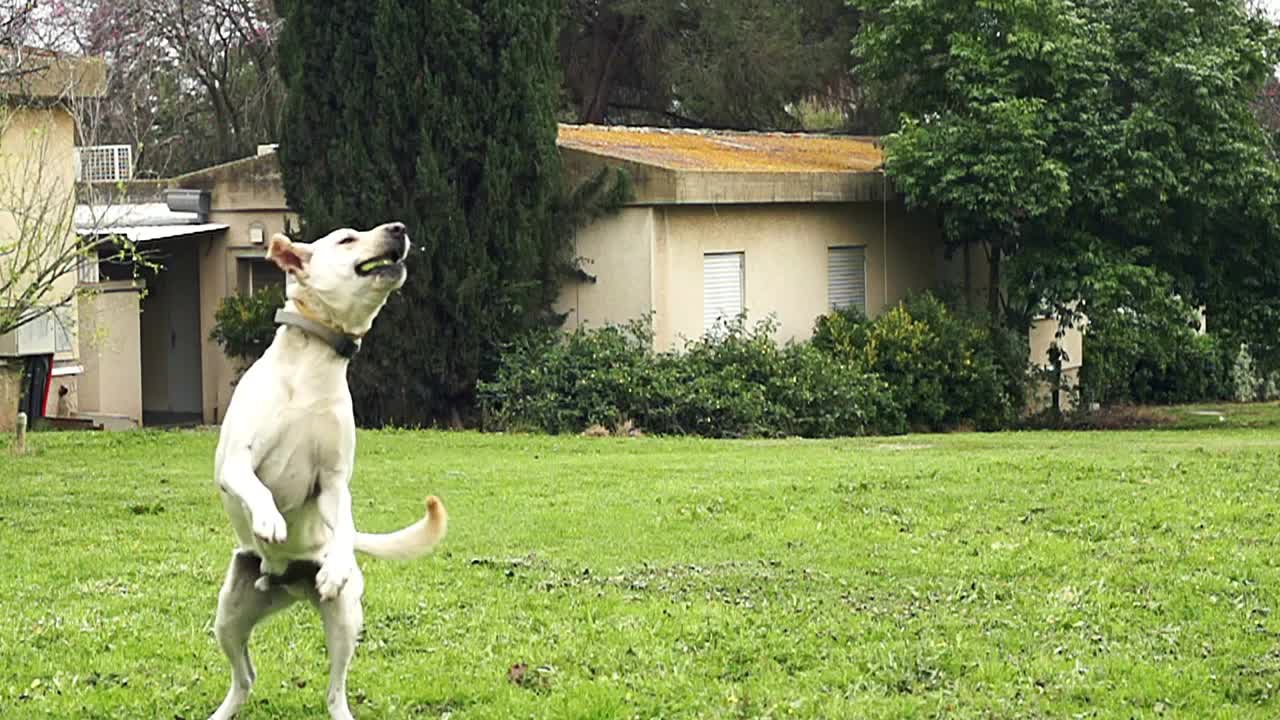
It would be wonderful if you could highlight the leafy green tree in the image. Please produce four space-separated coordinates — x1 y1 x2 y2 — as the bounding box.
853 0 1280 334
275 0 566 427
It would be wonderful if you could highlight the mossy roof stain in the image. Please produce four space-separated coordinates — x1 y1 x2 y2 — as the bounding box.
557 124 883 174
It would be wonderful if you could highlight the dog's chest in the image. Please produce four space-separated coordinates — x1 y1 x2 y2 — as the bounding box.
253 409 353 511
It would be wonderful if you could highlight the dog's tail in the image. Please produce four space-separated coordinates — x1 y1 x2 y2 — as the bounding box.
354 495 448 561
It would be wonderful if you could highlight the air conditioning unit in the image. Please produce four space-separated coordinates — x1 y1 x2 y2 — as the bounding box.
74 145 133 183
163 188 212 221
0 307 74 357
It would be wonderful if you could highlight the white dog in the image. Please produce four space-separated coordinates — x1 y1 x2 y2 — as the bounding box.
209 222 447 720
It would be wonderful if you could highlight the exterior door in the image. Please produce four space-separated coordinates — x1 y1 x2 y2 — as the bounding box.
140 240 203 422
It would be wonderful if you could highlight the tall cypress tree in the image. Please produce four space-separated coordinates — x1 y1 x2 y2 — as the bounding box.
275 0 564 426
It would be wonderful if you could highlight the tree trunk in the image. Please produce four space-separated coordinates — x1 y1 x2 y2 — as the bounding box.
988 243 1002 321
579 15 634 124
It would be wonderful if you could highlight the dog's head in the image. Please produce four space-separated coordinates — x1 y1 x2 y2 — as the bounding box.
267 222 410 335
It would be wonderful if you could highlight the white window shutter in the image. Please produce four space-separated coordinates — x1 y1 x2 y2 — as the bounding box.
828 246 866 312
703 252 744 333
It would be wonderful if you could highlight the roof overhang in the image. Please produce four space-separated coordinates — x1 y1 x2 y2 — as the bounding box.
75 203 202 228
81 224 228 243
560 146 893 206
75 202 226 243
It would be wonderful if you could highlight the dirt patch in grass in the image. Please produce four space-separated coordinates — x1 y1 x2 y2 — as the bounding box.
1023 402 1280 432
1023 405 1179 431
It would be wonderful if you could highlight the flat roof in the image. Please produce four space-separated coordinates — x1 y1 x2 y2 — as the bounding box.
557 125 883 174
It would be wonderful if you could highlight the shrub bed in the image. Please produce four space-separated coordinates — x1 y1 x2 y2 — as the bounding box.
210 285 286 367
482 292 1025 437
1074 265 1229 406
480 317 903 438
813 293 1028 431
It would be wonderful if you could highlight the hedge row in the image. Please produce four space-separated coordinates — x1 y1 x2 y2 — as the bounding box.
480 293 1027 437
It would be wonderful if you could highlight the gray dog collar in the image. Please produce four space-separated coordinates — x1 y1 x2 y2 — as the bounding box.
274 309 361 359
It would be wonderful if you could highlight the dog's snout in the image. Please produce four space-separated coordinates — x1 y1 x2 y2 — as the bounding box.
383 222 410 259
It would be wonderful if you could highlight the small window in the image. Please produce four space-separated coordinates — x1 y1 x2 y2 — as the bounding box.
53 306 74 354
703 252 744 333
77 255 100 284
828 246 866 312
238 258 285 296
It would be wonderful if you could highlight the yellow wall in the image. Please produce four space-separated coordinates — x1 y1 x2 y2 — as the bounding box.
558 201 944 351
151 152 295 424
0 106 79 362
1029 316 1084 372
1028 314 1084 412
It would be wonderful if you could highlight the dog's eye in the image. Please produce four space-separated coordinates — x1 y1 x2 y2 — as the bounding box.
338 235 357 245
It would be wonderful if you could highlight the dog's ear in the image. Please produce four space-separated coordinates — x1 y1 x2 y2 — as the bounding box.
267 233 313 275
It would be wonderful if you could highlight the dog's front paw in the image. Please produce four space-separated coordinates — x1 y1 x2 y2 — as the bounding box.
316 555 355 601
251 506 288 544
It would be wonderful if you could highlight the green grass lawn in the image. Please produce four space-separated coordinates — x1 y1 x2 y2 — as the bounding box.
4 408 1280 718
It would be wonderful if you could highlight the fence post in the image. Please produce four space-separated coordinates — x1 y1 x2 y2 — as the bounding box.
15 411 27 454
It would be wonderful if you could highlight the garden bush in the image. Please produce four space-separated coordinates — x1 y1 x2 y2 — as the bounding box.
1228 343 1280 403
210 285 286 366
813 293 1028 430
1075 264 1228 406
477 319 653 435
479 315 901 438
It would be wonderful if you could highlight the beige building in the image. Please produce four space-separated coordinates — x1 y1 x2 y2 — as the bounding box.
557 126 1079 409
64 125 1078 428
0 51 106 431
75 150 292 427
556 126 958 350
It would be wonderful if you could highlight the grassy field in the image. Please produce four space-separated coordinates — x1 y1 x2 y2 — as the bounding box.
4 406 1280 718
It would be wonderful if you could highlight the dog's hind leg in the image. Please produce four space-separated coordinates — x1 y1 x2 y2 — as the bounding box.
209 552 297 720
314 567 365 720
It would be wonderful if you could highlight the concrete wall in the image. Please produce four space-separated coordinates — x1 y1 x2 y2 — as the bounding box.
199 210 296 425
76 281 142 424
1029 315 1084 412
0 358 20 431
153 152 294 424
655 202 942 349
0 52 106 99
558 201 945 351
556 207 656 331
82 154 294 424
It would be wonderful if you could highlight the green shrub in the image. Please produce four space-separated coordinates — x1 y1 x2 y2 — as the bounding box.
765 343 906 437
477 318 653 435
643 316 782 437
814 293 1027 430
210 286 286 365
480 315 901 438
1076 264 1227 406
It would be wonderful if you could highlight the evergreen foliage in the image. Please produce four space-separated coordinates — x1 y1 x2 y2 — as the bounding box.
275 0 585 426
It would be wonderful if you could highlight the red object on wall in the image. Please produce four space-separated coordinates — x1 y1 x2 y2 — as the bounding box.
40 353 52 416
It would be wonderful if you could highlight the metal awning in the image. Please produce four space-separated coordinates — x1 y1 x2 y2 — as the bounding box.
81 223 228 243
74 202 202 227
